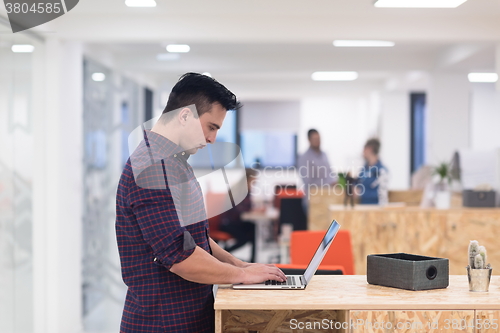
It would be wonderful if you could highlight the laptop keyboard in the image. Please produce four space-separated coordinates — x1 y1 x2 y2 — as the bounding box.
265 276 296 286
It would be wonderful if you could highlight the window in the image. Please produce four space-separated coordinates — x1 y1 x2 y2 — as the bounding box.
410 93 426 174
240 131 297 168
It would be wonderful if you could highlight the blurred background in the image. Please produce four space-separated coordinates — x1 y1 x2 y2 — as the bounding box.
1 0 500 332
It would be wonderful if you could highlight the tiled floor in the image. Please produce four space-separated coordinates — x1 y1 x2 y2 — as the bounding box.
83 296 125 333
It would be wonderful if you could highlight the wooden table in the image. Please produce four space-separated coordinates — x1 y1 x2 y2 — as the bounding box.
215 275 500 333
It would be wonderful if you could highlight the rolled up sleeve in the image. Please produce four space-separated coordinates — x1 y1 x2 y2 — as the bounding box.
129 160 196 270
132 198 194 269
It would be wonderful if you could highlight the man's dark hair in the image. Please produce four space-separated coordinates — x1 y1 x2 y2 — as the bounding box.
307 129 319 139
162 73 242 121
365 138 381 155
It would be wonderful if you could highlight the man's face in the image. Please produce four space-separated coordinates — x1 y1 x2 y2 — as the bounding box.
186 102 227 154
309 132 321 150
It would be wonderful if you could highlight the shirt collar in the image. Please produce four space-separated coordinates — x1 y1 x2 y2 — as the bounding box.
306 147 322 155
143 130 190 162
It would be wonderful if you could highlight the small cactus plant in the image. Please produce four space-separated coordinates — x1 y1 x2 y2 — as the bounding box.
469 240 489 269
474 254 484 270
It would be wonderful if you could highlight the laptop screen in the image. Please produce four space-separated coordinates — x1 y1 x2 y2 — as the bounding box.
303 220 341 284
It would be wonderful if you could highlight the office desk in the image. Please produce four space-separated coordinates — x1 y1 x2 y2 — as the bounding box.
215 275 500 333
241 208 279 263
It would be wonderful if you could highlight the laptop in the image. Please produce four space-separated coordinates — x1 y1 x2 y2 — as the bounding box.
233 220 341 290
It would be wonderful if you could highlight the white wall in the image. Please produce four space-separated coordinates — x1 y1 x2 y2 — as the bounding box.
471 83 500 151
379 92 411 190
469 82 500 206
240 101 301 131
427 73 471 165
299 94 379 176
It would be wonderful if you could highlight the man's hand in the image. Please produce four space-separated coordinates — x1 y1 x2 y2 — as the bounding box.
170 246 286 285
238 261 274 268
239 263 286 285
237 261 255 268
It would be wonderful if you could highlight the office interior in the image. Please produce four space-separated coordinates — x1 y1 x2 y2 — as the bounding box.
1 0 500 332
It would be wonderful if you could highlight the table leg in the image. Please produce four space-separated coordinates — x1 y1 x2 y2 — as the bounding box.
215 310 222 333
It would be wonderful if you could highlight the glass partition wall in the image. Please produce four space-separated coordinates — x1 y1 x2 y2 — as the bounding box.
0 20 41 333
82 58 140 332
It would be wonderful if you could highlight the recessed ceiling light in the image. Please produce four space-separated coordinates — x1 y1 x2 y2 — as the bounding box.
156 53 181 61
312 71 358 81
92 73 106 82
11 44 35 53
202 72 212 77
125 0 156 7
166 44 190 53
468 73 498 83
333 40 395 47
374 0 467 8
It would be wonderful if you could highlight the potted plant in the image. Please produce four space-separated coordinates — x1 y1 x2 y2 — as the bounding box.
467 240 492 292
434 162 451 209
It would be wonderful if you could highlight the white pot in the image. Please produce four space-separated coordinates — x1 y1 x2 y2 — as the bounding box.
435 191 451 209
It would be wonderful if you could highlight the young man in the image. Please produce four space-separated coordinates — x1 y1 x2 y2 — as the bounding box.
358 138 389 205
115 73 285 333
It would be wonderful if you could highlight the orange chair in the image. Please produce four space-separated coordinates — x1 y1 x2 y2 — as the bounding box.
273 184 304 210
207 216 233 243
275 263 345 275
289 229 355 275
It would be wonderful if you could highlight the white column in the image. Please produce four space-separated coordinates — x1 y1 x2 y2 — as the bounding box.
33 38 83 333
427 73 471 165
32 36 48 333
496 44 500 92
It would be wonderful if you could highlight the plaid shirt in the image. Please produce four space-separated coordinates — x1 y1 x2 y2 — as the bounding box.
116 130 214 333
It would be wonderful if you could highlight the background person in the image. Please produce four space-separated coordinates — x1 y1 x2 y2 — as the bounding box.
357 138 389 205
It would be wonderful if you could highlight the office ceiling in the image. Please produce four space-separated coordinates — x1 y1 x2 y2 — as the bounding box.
85 41 494 99
2 0 499 97
48 0 500 42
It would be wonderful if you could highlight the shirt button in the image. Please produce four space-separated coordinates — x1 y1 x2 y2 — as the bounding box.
181 152 185 156
153 257 158 262
173 154 177 158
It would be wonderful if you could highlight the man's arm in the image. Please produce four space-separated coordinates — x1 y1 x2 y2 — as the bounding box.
170 246 286 285
209 237 246 267
128 161 284 285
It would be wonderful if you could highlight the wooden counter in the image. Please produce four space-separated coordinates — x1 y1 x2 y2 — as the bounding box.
215 275 500 333
309 205 500 275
